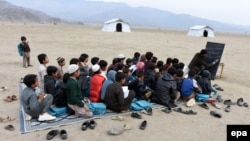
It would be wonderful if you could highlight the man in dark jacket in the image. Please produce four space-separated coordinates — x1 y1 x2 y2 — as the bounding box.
188 49 219 74
151 67 179 108
44 66 58 98
104 72 135 113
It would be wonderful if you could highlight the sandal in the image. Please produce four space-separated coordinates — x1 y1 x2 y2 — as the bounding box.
3 116 16 123
173 107 186 114
4 124 15 131
161 107 172 114
216 87 224 91
211 102 222 109
4 96 13 102
111 116 124 121
11 95 18 101
198 103 209 110
185 110 197 115
107 127 123 135
123 124 132 130
210 111 222 118
0 86 8 91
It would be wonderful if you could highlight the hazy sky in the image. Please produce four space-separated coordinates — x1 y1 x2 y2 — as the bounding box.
94 0 250 26
5 0 250 26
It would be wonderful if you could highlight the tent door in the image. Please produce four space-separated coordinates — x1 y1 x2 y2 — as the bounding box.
203 30 208 37
116 23 122 32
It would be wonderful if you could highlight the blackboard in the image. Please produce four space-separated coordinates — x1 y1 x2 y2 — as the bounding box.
205 42 225 79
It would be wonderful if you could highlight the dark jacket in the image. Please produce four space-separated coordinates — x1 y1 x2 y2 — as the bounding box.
188 53 214 72
44 75 56 96
128 79 147 100
104 82 135 112
144 69 156 90
152 72 177 106
66 78 84 107
197 70 212 94
54 81 68 107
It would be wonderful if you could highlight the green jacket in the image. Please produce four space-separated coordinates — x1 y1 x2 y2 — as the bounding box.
66 78 84 107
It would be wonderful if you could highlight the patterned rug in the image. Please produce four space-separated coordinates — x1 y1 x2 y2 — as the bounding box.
19 84 163 134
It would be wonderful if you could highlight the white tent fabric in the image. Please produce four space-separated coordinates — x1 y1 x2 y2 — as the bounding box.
102 18 131 32
187 25 214 37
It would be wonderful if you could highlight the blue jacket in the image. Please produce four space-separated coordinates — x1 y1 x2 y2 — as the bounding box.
101 70 116 100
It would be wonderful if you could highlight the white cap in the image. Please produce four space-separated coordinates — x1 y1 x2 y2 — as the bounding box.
92 64 100 72
67 64 79 74
117 54 125 59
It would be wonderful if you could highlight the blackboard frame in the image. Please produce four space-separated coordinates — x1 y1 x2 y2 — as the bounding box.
205 42 225 80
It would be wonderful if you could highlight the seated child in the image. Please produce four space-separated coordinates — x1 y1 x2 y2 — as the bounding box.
21 74 56 121
181 69 202 101
104 72 135 113
66 64 93 118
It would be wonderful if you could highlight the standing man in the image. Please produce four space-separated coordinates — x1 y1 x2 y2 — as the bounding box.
188 49 218 74
20 36 32 68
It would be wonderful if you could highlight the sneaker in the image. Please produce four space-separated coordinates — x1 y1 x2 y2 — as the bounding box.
38 113 56 121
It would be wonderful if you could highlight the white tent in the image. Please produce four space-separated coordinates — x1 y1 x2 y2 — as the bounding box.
102 18 131 32
187 25 214 37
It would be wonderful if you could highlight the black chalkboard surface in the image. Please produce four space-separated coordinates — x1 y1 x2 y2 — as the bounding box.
205 42 225 79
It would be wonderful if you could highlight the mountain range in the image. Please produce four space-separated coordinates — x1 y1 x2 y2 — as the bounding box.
1 0 250 33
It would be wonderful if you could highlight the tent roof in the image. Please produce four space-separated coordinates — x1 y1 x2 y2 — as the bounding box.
104 18 129 24
189 25 214 31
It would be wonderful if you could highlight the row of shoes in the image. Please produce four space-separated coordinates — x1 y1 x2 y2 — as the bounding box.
3 95 18 102
82 120 96 130
46 129 67 140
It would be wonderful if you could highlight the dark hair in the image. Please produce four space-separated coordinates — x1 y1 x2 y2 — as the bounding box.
46 66 58 76
63 73 70 83
115 72 125 82
79 53 89 62
152 56 158 64
37 53 47 64
166 57 172 64
91 57 99 65
23 74 37 87
178 62 185 70
21 36 26 41
200 49 207 55
134 52 140 58
156 60 164 68
188 69 196 77
148 63 156 70
172 58 179 64
116 63 124 71
98 60 108 69
136 70 144 78
176 69 184 77
122 67 130 74
145 51 153 61
126 58 132 65
69 58 79 65
112 58 119 65
168 67 176 76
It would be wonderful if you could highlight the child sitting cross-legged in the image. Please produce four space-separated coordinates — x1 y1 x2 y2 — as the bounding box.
21 74 56 121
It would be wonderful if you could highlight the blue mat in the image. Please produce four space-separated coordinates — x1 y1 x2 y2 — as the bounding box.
19 84 163 134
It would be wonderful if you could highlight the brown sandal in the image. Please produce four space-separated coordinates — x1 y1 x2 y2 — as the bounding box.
4 124 15 131
11 95 18 101
4 96 13 102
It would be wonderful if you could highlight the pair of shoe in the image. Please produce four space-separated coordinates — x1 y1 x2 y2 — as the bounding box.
237 98 248 107
225 105 231 112
131 112 142 119
173 107 197 115
216 95 224 103
82 120 96 130
46 129 67 140
38 113 56 121
4 124 15 131
3 95 18 102
140 120 147 130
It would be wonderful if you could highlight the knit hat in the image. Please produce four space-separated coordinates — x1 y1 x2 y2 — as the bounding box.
117 54 125 59
67 64 79 74
57 57 65 63
92 64 100 73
